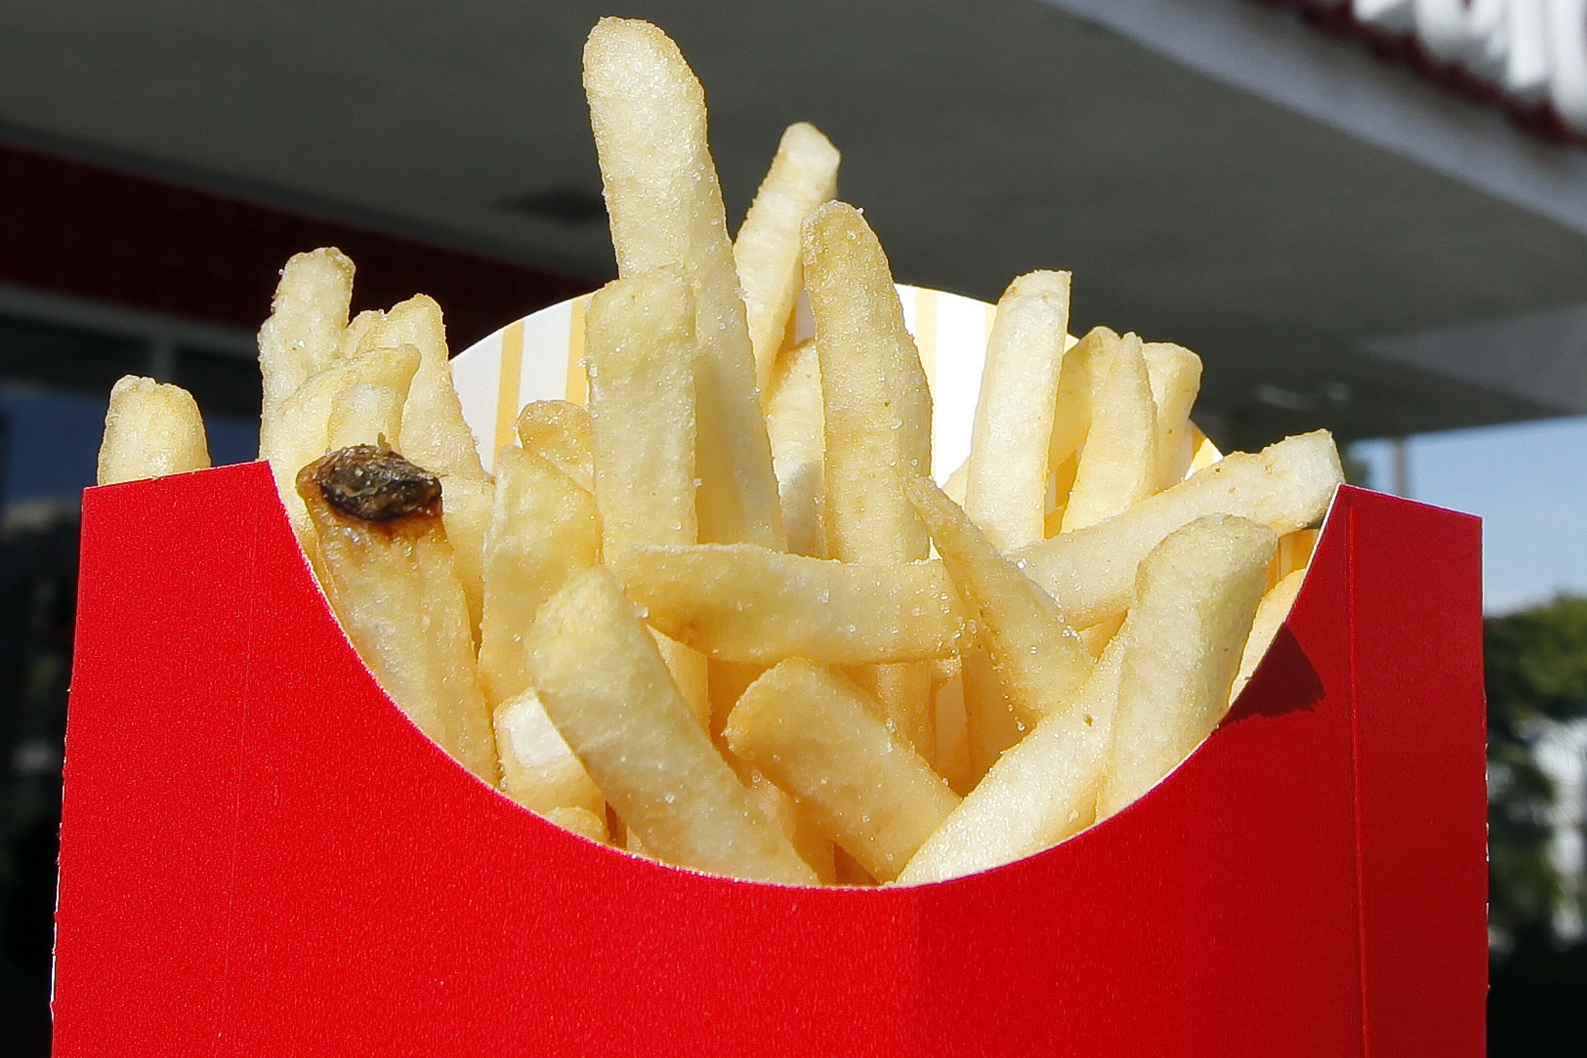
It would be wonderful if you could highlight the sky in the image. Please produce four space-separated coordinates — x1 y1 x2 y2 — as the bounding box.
1352 415 1587 615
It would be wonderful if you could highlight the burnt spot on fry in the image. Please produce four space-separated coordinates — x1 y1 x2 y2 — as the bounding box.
299 445 442 521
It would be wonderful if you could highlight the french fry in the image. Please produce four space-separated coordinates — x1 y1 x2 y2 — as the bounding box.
964 270 1071 551
803 200 935 754
584 17 783 549
763 338 826 558
584 265 711 727
1044 325 1117 531
585 266 698 554
612 543 968 665
296 446 498 784
1096 514 1276 819
1144 343 1202 490
1059 332 1158 533
475 446 600 708
906 475 1093 727
539 805 610 844
325 376 409 452
494 688 606 831
897 633 1125 885
725 659 959 883
267 345 421 544
734 122 841 397
96 376 211 485
1231 567 1307 700
1014 430 1343 630
257 247 354 441
526 567 817 885
515 400 595 494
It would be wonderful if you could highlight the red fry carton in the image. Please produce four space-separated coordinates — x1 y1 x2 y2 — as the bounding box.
53 289 1487 1056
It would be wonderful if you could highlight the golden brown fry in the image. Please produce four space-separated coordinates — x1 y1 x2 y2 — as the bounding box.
97 376 211 485
1060 332 1158 533
965 270 1071 551
734 122 841 397
1096 515 1276 819
515 400 595 494
725 660 959 883
296 446 498 784
584 17 782 549
612 543 968 665
476 446 600 708
906 475 1094 727
527 567 817 884
1014 430 1343 630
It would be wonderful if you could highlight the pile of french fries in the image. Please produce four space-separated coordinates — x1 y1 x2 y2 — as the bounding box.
95 17 1342 887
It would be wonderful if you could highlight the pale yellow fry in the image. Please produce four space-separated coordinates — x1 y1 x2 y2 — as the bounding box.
764 337 826 558
804 201 935 756
898 632 1126 885
942 456 970 506
297 453 498 784
1060 332 1158 533
350 295 487 483
476 446 600 708
267 345 420 543
257 247 354 438
612 543 968 665
961 647 1024 787
585 266 712 728
1097 515 1276 819
326 378 407 451
906 476 1093 727
97 376 210 485
1143 342 1203 489
1045 325 1118 527
746 769 838 884
515 400 595 494
539 805 610 844
441 476 494 641
493 688 606 822
527 567 817 885
844 661 935 764
584 17 782 548
965 270 1072 551
1231 567 1307 701
725 659 959 883
734 121 842 397
1014 430 1343 630
586 266 699 555
803 200 932 567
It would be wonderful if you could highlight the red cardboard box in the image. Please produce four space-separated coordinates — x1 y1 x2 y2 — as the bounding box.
52 291 1487 1056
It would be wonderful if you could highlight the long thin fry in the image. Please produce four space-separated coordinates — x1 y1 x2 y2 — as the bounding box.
257 247 354 441
964 270 1071 551
612 544 968 665
1096 515 1276 819
1014 431 1342 630
764 337 826 558
734 122 841 397
296 446 498 784
906 475 1093 726
1059 332 1158 533
803 200 935 753
584 17 782 548
527 567 816 885
1143 342 1202 490
725 659 958 883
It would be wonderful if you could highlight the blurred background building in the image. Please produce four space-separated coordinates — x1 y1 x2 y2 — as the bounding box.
1 1 1585 1053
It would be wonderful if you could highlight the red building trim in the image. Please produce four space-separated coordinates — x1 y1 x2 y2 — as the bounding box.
0 140 592 351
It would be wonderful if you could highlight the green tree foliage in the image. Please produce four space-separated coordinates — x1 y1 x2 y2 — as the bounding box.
1485 595 1587 1056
